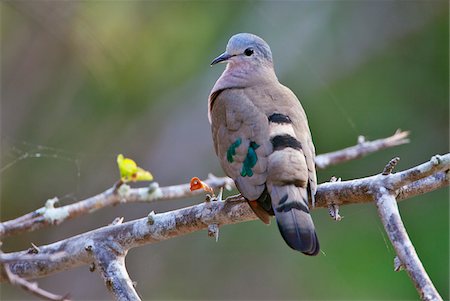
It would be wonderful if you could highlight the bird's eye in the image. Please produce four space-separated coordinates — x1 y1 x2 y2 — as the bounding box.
244 48 254 56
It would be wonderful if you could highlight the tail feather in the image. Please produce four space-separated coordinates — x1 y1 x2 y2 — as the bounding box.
269 184 319 256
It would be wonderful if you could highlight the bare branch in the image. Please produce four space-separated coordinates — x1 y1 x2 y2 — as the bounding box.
89 242 141 301
0 175 234 239
1 153 447 284
315 129 409 169
316 154 449 206
389 154 449 190
375 190 442 301
397 171 448 200
0 131 410 238
0 252 65 264
1 250 69 301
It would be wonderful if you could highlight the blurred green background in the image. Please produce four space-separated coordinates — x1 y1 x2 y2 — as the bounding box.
1 1 448 300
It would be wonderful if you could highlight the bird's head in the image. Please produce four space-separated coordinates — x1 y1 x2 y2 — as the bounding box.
211 33 273 68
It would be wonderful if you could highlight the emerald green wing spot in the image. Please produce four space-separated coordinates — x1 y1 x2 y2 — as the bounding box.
244 147 257 168
240 141 259 177
227 138 242 163
240 164 253 177
250 141 260 150
226 150 233 163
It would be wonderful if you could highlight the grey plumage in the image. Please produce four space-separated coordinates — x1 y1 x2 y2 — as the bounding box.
209 33 319 255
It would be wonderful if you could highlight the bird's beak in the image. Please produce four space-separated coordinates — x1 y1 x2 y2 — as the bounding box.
211 52 233 66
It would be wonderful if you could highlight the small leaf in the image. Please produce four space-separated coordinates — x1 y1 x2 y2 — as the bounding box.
190 177 204 191
134 167 153 181
190 177 214 196
117 154 153 182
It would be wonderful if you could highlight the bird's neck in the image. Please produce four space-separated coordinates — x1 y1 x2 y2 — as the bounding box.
213 63 278 93
208 63 278 124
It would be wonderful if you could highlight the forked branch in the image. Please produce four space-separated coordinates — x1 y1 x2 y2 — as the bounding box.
0 130 410 239
2 131 447 301
376 191 441 301
1 154 447 300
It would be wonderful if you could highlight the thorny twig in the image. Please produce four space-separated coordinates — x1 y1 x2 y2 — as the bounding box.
0 131 410 239
1 249 70 301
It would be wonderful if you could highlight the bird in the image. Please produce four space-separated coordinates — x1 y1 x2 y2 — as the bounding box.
208 33 319 255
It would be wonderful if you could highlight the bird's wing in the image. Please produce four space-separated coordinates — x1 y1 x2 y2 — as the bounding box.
243 83 318 255
275 84 317 202
210 84 316 201
249 84 316 202
210 88 272 202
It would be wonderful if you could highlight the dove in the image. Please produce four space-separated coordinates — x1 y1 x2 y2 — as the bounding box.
208 33 319 255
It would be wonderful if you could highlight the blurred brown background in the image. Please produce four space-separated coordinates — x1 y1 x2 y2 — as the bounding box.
1 1 448 300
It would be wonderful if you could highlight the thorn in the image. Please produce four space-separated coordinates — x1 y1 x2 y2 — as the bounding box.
327 178 343 220
208 224 220 242
89 262 96 272
44 197 59 209
27 243 40 254
357 135 366 144
116 183 131 201
328 203 343 221
330 176 341 183
147 211 156 225
148 182 159 194
430 155 442 166
216 187 223 202
110 217 124 226
105 278 113 288
382 157 400 175
394 256 405 272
